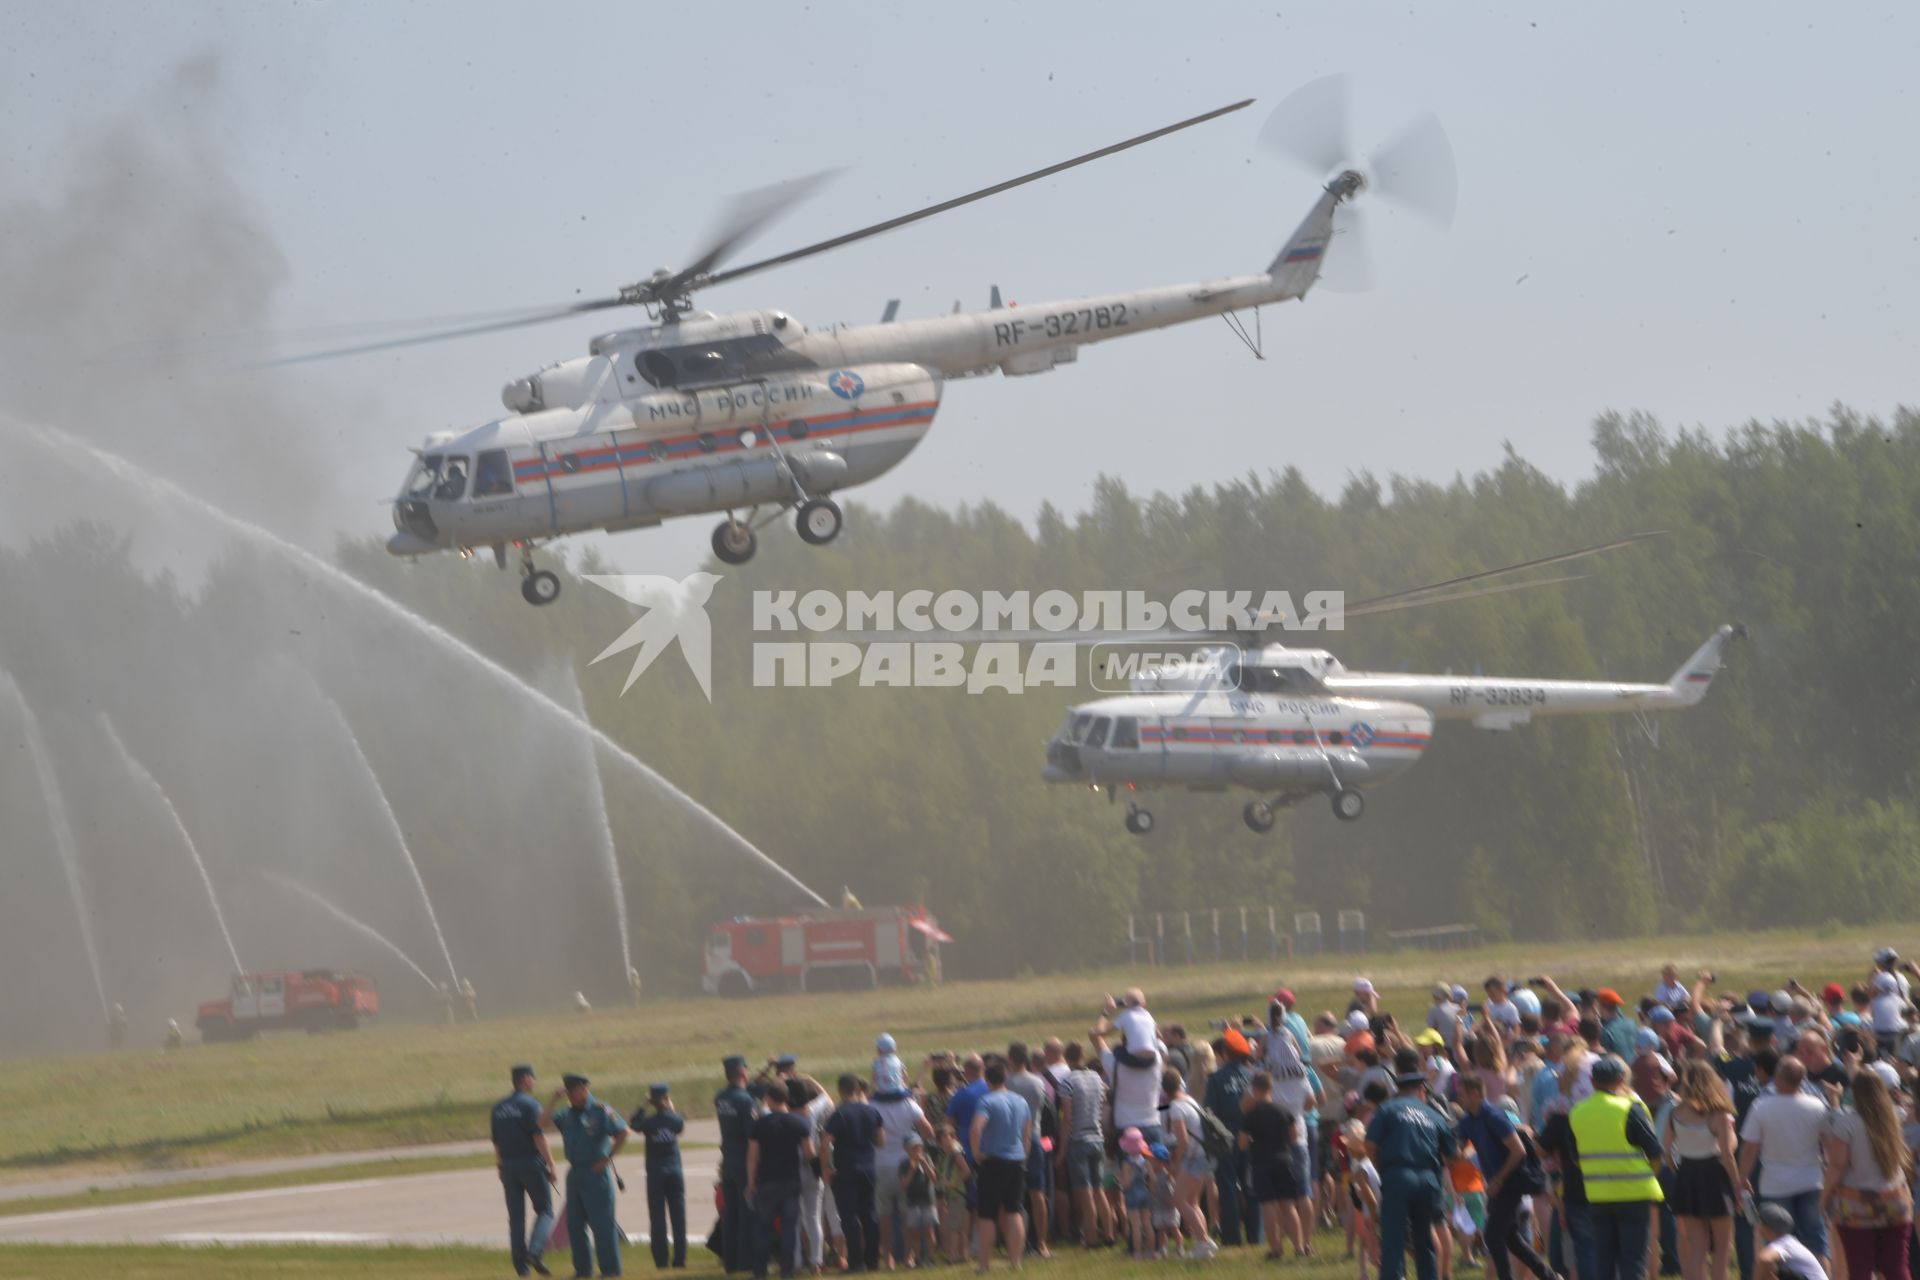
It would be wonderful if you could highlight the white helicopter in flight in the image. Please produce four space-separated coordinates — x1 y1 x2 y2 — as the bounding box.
1037 540 1744 833
279 81 1453 604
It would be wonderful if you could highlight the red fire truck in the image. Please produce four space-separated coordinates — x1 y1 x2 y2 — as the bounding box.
702 906 951 996
195 970 380 1041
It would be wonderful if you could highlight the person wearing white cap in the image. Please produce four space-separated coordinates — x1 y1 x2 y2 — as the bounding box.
1867 971 1908 1052
1352 978 1380 1018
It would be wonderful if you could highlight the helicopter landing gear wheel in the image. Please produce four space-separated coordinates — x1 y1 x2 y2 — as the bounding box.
712 518 757 565
1243 799 1277 833
521 569 560 606
1124 806 1154 836
1332 789 1365 822
795 497 843 545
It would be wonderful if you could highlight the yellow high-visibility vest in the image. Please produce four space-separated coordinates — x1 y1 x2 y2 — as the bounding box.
1570 1090 1663 1204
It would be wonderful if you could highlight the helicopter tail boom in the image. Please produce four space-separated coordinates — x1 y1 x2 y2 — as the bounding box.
1661 623 1744 706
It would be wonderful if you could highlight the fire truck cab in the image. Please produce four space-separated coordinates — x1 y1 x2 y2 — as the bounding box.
703 906 950 997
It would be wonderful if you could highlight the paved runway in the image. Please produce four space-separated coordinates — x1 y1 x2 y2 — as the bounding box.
0 1138 718 1248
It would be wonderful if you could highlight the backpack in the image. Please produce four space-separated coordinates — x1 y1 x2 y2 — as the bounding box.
1196 1104 1236 1164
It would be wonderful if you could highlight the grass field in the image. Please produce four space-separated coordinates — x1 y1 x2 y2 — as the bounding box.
0 1233 1359 1279
0 923 1899 1188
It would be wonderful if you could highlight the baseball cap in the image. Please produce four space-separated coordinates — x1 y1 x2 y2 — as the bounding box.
1756 1202 1795 1235
1822 982 1846 1004
775 1052 798 1068
1119 1127 1146 1156
1347 1010 1371 1033
563 1073 590 1088
649 1082 671 1096
1414 1028 1445 1048
1450 984 1469 1003
1648 1006 1675 1024
1273 987 1297 1007
1353 977 1376 996
1223 1028 1253 1060
1148 1142 1171 1162
1589 1055 1627 1086
876 1033 897 1053
1869 1060 1903 1091
1746 989 1772 1013
1875 947 1900 967
1770 990 1792 1013
1431 982 1452 1001
1512 989 1541 1018
1634 1027 1662 1054
1596 988 1624 1007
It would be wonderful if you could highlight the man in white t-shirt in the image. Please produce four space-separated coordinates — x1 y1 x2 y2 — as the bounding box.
1739 1057 1831 1263
1653 963 1691 1010
1098 993 1166 1145
872 1088 933 1260
1869 971 1908 1046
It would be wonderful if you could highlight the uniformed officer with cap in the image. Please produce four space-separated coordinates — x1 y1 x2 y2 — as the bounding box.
715 1055 757 1273
546 1071 629 1278
1365 1047 1457 1280
493 1064 558 1277
633 1082 688 1269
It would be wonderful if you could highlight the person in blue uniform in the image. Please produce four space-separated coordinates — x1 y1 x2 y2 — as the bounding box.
1366 1048 1458 1280
634 1082 688 1269
548 1071 630 1279
494 1064 558 1277
715 1055 758 1273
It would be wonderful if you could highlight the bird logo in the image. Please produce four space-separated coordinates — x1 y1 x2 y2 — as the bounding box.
583 573 723 700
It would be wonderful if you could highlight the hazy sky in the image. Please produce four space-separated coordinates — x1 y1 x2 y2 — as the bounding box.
6 1 1915 576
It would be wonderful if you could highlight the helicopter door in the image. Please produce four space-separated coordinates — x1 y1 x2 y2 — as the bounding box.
537 435 626 535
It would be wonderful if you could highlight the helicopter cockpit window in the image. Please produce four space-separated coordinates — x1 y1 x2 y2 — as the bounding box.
433 455 470 501
1068 713 1093 744
1111 716 1139 749
1223 663 1246 692
404 454 445 498
1085 717 1111 748
473 450 513 497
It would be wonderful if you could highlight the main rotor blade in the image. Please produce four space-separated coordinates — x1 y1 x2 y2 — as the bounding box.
260 295 629 367
664 169 841 294
1345 531 1666 612
1342 573 1588 619
698 99 1254 292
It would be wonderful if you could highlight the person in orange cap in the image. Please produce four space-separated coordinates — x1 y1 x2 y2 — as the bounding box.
1596 989 1638 1060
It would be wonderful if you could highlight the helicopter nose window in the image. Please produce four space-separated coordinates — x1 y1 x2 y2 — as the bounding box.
404 453 445 498
1085 717 1111 748
473 450 514 497
1111 716 1139 749
433 455 470 501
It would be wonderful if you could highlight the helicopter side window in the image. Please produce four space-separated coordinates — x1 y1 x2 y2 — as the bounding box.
405 454 445 498
473 450 513 497
1068 713 1093 744
641 351 678 388
1085 717 1110 748
432 455 470 501
1111 716 1139 749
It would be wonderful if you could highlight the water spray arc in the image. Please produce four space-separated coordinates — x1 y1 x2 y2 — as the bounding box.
98 714 245 977
0 669 108 1017
11 419 827 908
312 691 460 989
262 872 441 992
